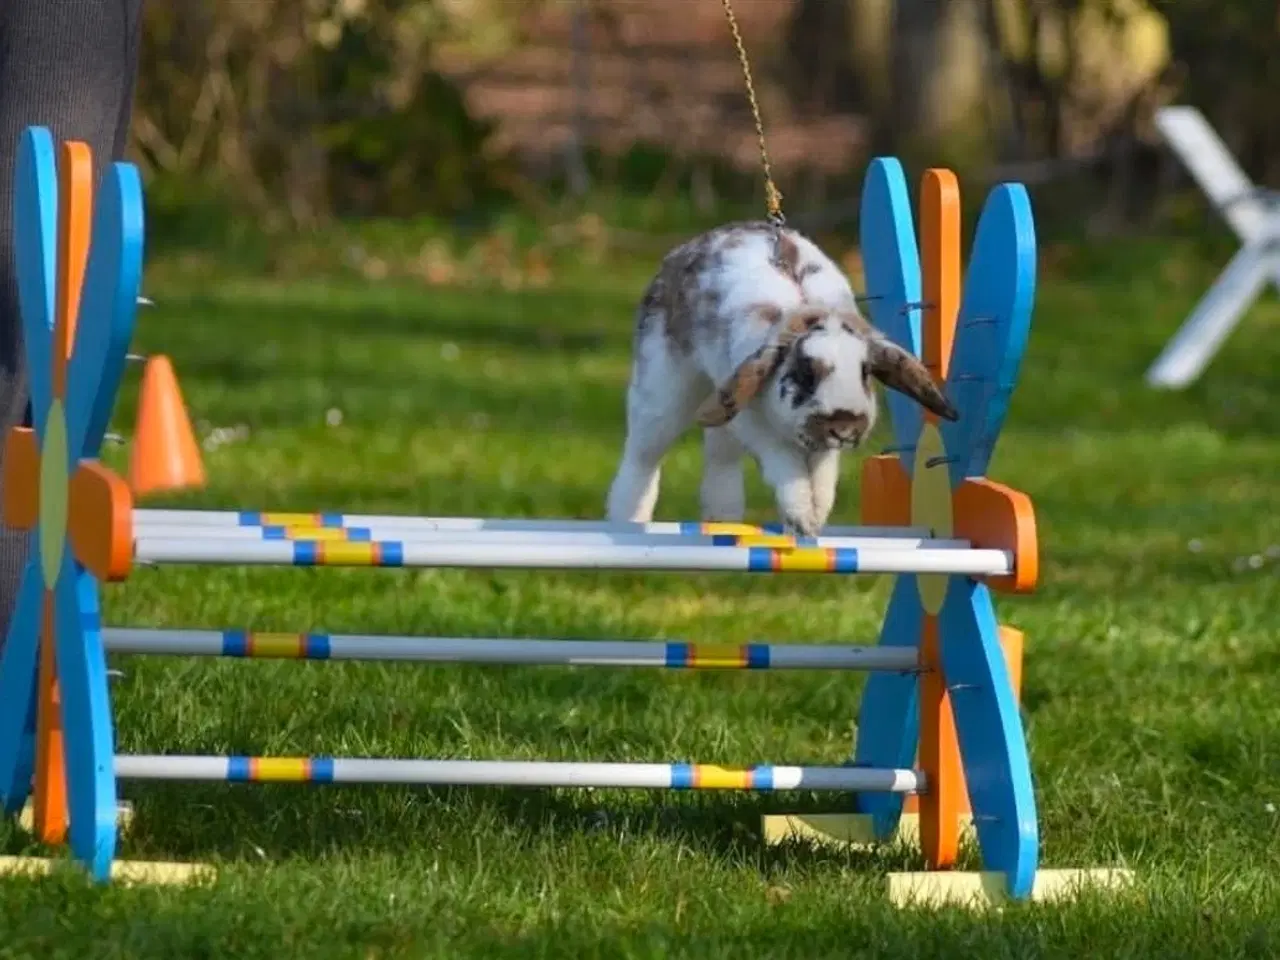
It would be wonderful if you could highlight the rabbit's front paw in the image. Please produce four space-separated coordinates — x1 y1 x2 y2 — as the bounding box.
777 503 820 539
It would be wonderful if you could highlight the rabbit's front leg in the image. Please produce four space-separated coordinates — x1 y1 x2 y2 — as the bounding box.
726 409 817 536
807 448 842 534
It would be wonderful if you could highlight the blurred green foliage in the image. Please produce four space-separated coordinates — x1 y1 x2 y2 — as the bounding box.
133 0 538 233
130 0 1280 241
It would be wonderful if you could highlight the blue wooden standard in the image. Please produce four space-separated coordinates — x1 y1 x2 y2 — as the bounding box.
848 158 1039 897
0 126 144 879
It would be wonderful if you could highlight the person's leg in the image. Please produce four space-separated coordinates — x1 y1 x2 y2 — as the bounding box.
0 0 145 645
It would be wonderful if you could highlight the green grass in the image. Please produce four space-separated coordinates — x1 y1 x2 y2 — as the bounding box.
3 223 1280 958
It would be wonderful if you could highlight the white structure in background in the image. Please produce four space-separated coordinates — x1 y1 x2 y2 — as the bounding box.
1145 105 1280 389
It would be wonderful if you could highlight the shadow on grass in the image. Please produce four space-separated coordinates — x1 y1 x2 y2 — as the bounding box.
104 782 928 878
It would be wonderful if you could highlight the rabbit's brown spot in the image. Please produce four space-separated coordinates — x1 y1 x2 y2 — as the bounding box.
771 234 803 287
645 232 729 352
771 231 822 289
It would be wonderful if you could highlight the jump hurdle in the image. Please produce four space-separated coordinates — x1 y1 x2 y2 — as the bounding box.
1145 105 1280 389
0 126 1129 907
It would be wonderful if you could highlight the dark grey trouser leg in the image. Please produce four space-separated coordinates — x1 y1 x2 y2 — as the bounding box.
0 0 145 648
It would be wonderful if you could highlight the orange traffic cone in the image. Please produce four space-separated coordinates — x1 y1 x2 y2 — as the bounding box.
128 354 206 497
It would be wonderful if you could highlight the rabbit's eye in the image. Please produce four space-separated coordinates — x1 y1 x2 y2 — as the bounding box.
861 362 871 387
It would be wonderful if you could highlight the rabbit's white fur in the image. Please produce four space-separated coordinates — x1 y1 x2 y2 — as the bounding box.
605 220 956 536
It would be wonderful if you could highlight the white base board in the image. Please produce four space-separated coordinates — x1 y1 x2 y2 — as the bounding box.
761 812 974 849
0 855 213 886
18 799 135 835
888 868 1135 909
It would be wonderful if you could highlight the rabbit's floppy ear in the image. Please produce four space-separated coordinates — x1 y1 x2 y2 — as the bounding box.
865 337 959 421
695 306 822 426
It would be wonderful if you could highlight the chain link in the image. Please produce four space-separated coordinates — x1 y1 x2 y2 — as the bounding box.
720 0 784 227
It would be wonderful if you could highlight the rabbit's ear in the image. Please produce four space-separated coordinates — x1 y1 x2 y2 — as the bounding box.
866 338 959 421
695 307 822 426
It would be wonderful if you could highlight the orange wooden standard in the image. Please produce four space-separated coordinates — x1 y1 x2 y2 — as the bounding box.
52 142 93 391
2 428 38 528
859 454 910 527
915 168 965 869
917 614 962 867
920 168 960 385
954 478 1039 594
32 595 67 842
69 464 134 581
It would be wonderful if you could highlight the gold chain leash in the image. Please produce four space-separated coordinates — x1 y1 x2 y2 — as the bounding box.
720 0 785 226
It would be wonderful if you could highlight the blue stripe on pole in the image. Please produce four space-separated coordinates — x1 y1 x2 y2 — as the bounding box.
833 548 859 573
750 765 775 790
238 511 261 526
745 644 770 669
310 757 336 782
293 541 318 565
671 763 694 789
302 634 331 659
320 513 344 528
664 643 690 668
222 630 250 657
227 756 251 781
747 547 773 572
379 541 404 566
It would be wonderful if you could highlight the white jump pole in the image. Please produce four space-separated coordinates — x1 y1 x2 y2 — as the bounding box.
133 508 935 541
101 627 920 671
113 756 925 793
131 538 1015 577
128 524 973 552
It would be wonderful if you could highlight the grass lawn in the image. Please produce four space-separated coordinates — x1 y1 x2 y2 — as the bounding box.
1 216 1279 958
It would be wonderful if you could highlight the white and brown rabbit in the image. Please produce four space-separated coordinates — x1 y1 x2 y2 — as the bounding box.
605 220 957 537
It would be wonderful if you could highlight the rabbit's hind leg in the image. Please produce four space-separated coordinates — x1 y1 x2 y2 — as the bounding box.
700 425 746 523
606 337 704 524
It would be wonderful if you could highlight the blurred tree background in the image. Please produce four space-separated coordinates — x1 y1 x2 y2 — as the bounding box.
128 0 1279 248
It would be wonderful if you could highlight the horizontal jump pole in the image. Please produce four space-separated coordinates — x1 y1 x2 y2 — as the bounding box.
101 628 920 671
113 756 924 792
131 539 1014 576
134 509 935 541
128 523 972 552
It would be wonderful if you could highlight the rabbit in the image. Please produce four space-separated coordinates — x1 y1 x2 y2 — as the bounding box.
604 220 957 537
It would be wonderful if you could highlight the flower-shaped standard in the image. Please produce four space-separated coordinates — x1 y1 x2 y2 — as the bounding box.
848 159 1041 898
0 128 141 880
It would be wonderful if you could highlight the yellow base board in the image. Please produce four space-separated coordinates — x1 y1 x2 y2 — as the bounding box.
18 799 135 835
0 855 213 886
9 800 211 886
761 812 974 849
888 868 1135 909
